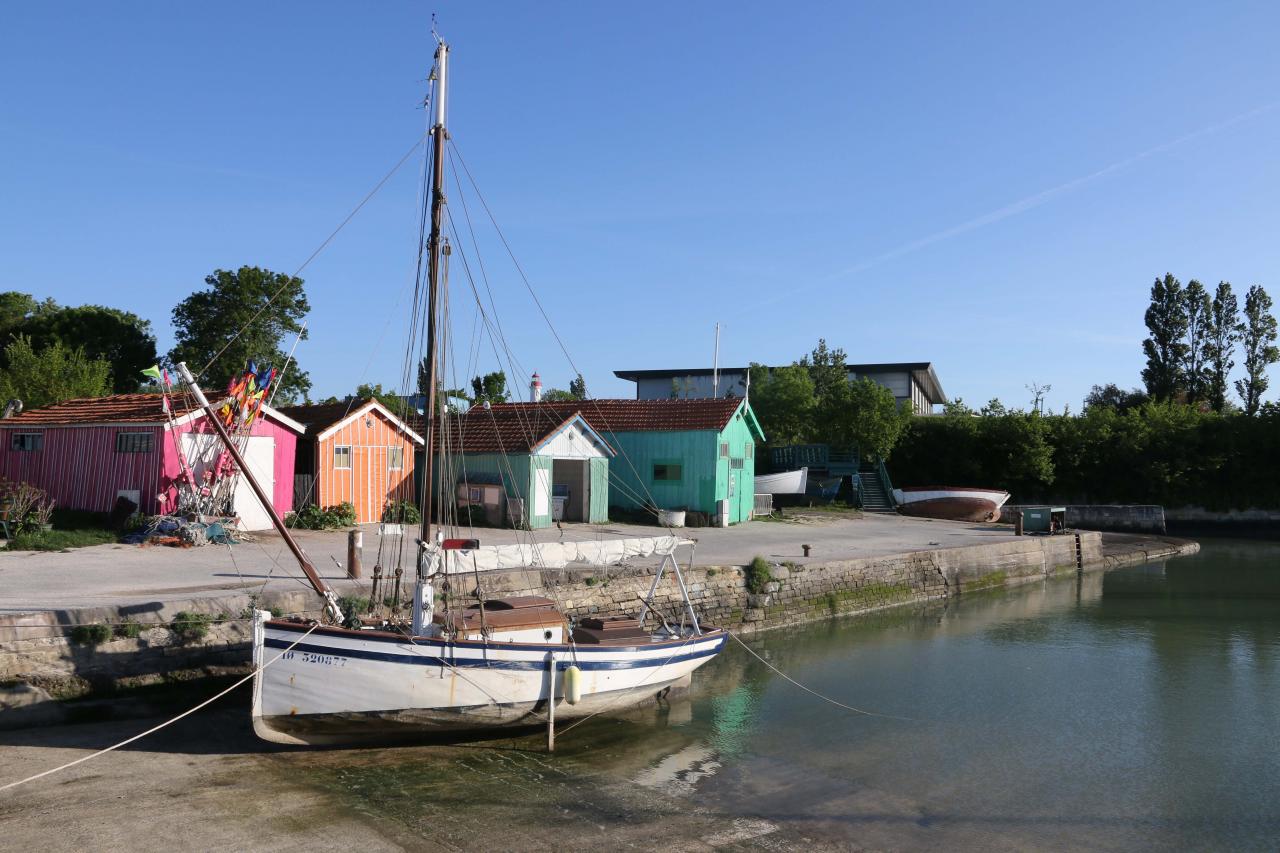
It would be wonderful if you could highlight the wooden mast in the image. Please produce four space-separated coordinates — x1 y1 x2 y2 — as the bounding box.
417 39 449 566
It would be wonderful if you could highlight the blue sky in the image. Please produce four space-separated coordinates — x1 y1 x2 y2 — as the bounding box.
4 2 1279 410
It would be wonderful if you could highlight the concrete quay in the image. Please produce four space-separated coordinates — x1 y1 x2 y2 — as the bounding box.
0 514 1197 723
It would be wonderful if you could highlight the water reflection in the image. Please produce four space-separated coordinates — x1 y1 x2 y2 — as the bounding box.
604 540 1280 849
310 541 1280 850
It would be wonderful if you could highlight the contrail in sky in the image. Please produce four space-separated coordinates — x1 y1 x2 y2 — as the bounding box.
812 102 1278 286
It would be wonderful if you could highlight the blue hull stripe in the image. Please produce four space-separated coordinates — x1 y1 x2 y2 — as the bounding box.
264 637 725 671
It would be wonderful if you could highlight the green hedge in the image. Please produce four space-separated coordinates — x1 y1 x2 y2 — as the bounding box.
891 403 1280 510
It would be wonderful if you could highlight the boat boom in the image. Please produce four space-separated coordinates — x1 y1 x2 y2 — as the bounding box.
175 361 343 624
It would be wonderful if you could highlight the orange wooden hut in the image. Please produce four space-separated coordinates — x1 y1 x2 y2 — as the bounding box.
277 399 424 524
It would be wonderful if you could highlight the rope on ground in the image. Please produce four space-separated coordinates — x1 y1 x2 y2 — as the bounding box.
728 631 919 722
0 622 319 794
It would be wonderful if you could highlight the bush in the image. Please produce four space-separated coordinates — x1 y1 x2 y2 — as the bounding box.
114 619 142 640
287 502 358 530
338 595 370 616
70 624 112 646
169 611 213 643
382 501 421 525
745 556 774 595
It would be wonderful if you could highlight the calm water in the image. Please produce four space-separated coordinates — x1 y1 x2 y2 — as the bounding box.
318 540 1280 850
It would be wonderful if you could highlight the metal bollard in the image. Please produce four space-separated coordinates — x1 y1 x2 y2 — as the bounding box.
347 529 362 578
802 544 811 557
1014 511 1024 536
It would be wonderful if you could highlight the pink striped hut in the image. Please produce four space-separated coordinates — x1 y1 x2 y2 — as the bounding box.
0 394 305 529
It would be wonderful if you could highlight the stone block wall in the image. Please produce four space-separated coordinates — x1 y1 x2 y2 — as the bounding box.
0 532 1102 713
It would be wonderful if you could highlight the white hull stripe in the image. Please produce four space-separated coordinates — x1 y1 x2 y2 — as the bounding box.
263 637 726 670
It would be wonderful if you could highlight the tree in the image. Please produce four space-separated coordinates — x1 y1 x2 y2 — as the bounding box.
470 370 508 403
1026 381 1052 414
1205 281 1240 412
0 292 56 333
355 382 404 413
14 304 157 393
1141 273 1189 401
747 363 814 447
1083 383 1149 413
541 388 579 402
568 373 587 400
1235 284 1279 416
800 339 851 445
416 356 431 398
836 377 913 461
0 335 111 409
169 266 311 404
1182 279 1212 403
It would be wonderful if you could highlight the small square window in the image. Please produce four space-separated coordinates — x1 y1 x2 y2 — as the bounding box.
744 443 754 460
719 442 729 458
115 432 153 453
333 446 353 469
10 433 42 452
653 463 682 482
387 447 404 470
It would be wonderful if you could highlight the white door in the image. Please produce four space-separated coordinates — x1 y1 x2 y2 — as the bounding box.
180 433 276 530
234 437 275 530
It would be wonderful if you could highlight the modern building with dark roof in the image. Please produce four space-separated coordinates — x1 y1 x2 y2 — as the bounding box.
488 397 766 524
614 362 947 414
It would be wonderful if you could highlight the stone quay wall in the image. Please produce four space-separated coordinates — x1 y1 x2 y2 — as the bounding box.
1001 504 1167 534
0 532 1109 721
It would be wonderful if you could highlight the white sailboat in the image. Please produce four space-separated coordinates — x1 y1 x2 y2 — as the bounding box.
177 37 726 745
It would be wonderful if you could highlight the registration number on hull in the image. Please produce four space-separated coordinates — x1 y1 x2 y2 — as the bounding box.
281 651 347 667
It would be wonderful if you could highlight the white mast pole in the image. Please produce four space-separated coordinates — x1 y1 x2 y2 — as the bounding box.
712 322 721 397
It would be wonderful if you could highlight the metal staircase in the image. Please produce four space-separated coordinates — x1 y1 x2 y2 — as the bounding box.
857 459 895 513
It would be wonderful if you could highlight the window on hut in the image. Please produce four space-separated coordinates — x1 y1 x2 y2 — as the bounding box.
115 432 153 454
11 433 43 452
744 442 754 460
720 442 729 458
334 446 353 469
653 463 683 482
388 446 404 470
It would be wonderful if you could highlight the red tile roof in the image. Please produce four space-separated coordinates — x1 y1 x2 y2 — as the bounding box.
432 407 588 454
0 394 202 426
488 398 746 433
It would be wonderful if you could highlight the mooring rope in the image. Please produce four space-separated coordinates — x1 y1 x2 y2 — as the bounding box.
0 622 319 794
727 632 919 722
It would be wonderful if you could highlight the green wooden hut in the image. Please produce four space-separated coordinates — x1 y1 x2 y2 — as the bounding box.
490 398 765 524
427 407 613 529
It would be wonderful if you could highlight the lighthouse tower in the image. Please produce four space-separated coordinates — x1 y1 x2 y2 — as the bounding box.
529 372 543 402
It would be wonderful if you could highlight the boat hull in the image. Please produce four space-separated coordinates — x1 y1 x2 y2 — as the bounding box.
251 617 726 745
754 467 807 495
892 487 1011 522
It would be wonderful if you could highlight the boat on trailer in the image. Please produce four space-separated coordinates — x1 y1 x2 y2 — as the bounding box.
892 486 1011 522
175 37 726 746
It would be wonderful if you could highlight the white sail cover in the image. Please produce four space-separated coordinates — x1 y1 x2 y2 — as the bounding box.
427 535 691 574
